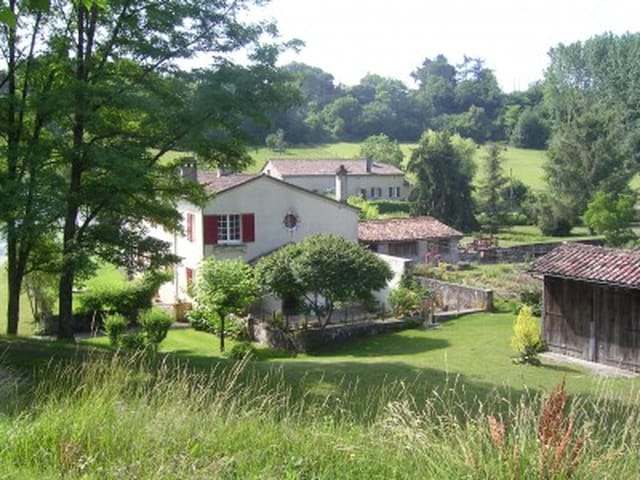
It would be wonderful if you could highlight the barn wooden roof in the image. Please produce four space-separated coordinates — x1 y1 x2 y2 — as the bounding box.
530 243 640 289
359 216 462 242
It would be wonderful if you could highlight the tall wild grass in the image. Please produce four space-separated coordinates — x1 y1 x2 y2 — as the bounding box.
0 355 638 479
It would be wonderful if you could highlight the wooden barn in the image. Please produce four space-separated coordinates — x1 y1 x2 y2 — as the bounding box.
530 243 640 372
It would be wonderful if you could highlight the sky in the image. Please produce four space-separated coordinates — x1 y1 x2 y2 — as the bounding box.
250 0 640 92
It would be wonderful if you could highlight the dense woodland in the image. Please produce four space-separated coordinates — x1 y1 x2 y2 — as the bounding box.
247 56 549 148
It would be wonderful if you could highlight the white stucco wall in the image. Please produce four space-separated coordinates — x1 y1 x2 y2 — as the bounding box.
148 202 204 304
203 176 359 261
261 163 408 201
373 253 411 311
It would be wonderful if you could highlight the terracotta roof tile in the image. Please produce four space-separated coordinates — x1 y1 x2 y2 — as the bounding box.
265 159 403 176
358 217 463 242
530 243 640 289
196 171 257 194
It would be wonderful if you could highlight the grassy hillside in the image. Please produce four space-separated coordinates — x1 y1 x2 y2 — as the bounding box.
474 145 547 190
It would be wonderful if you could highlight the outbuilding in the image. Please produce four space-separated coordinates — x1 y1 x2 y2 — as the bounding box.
358 216 463 264
530 243 640 371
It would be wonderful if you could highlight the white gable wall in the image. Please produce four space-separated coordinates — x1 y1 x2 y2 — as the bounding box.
203 176 358 262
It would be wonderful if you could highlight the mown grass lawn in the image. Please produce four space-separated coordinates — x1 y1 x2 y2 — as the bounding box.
28 311 637 408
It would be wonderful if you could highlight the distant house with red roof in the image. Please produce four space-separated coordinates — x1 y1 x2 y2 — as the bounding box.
261 158 409 200
150 161 359 304
358 216 463 264
530 243 640 371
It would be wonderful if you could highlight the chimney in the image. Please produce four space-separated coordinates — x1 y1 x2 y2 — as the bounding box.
335 165 348 203
179 157 197 181
364 157 373 173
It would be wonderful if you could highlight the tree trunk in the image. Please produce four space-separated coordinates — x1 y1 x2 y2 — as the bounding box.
58 4 90 341
57 164 82 340
5 0 21 335
6 231 20 335
219 315 225 352
57 261 76 340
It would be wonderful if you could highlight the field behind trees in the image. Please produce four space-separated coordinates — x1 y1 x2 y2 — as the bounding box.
250 143 548 189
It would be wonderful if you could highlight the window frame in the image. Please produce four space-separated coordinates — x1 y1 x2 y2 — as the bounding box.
217 214 242 244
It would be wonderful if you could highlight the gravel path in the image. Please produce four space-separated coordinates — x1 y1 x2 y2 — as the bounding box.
540 352 638 379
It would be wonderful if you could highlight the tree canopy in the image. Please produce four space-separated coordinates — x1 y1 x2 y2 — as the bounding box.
255 235 392 327
543 32 640 220
359 133 404 168
407 131 478 232
193 257 258 351
0 0 297 337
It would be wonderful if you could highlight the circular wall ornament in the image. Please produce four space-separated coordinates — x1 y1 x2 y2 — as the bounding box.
283 212 299 231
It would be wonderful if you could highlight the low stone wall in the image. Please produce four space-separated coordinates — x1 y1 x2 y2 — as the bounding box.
416 277 493 312
249 318 413 353
460 239 602 264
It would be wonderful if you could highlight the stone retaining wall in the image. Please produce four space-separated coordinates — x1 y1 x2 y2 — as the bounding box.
249 318 413 353
416 277 493 312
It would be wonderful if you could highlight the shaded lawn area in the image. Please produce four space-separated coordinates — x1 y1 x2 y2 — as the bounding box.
1 312 637 414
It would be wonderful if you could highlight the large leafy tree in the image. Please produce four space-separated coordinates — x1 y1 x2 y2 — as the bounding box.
583 191 638 247
543 33 640 218
359 133 404 168
1 0 296 337
255 234 392 328
407 131 478 232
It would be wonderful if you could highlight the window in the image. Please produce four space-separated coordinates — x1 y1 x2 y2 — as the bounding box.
185 213 195 242
388 186 401 198
218 214 241 243
370 187 382 198
359 188 367 199
388 242 418 258
204 214 255 245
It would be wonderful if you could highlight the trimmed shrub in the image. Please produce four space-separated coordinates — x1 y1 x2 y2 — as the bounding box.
77 271 171 320
139 308 173 348
370 200 411 215
511 305 543 365
187 308 218 333
388 287 420 318
120 332 146 351
228 341 257 360
103 313 128 347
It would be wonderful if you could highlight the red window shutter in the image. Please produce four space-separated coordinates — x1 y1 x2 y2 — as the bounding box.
203 215 218 245
185 267 194 285
242 213 255 243
186 213 194 242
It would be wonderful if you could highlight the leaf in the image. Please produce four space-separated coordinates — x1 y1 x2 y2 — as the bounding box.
27 0 50 12
0 7 17 28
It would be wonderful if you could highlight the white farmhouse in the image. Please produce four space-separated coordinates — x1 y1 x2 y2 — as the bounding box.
151 163 360 304
261 158 409 200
